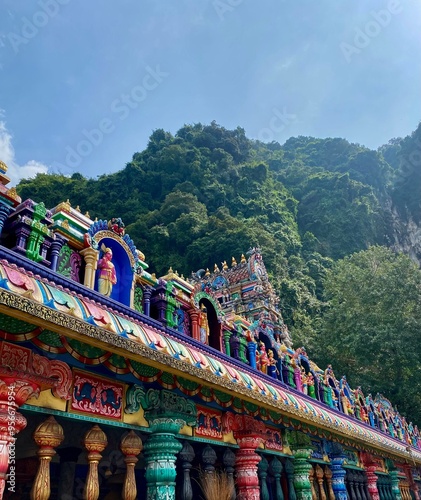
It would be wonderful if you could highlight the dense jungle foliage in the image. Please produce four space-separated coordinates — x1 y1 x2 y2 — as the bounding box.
17 121 421 423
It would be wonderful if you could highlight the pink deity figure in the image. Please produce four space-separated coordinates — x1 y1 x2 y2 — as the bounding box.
292 358 303 392
98 246 117 297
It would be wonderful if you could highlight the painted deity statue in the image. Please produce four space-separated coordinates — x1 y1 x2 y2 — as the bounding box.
307 372 316 399
292 357 303 392
98 246 117 297
267 349 278 379
259 342 269 374
199 304 209 344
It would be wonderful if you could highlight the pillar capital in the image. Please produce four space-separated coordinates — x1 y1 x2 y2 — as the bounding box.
141 388 197 432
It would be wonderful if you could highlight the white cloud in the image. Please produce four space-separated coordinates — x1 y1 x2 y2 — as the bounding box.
0 120 48 186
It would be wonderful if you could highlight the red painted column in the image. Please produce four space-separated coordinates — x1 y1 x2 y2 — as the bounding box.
360 452 381 500
235 435 264 500
189 310 200 341
365 464 380 500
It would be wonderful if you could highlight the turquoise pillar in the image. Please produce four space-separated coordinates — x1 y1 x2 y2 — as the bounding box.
136 387 197 500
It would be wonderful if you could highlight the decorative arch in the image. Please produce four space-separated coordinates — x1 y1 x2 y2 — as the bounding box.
94 234 133 306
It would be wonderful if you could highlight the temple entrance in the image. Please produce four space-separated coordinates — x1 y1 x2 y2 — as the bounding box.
199 298 221 351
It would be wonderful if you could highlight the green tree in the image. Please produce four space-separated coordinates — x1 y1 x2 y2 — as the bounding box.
316 246 421 424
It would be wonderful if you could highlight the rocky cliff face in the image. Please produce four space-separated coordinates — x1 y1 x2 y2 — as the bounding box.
389 203 421 264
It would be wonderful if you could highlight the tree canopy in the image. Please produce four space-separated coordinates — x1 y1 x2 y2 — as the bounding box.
16 120 421 423
315 246 421 423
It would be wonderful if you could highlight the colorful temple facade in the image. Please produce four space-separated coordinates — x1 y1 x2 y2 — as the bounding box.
0 160 420 499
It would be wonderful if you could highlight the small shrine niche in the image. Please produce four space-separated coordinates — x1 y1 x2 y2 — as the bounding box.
94 237 132 304
198 297 221 351
83 218 147 308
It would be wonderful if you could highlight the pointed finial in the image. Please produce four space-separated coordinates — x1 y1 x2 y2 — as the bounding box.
241 254 246 264
205 268 210 277
175 270 179 276
85 211 90 218
75 205 81 212
232 256 237 266
222 260 228 271
214 263 220 272
168 266 173 274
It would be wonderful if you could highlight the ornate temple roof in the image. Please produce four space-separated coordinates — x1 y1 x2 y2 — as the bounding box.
0 256 420 465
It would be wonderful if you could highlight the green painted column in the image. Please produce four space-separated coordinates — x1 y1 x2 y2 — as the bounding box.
289 431 313 500
223 329 231 356
258 456 270 500
137 387 197 500
389 471 403 500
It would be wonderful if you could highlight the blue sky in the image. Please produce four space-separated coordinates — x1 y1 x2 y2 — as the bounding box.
0 0 420 185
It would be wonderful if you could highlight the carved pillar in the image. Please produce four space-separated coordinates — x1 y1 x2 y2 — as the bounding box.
223 329 231 356
189 310 200 341
238 335 248 364
223 448 236 500
357 472 368 500
285 459 297 500
316 464 327 500
324 466 335 500
30 416 64 500
289 432 313 500
258 456 270 500
389 471 402 500
57 447 82 500
50 235 67 271
83 425 108 500
248 341 257 369
365 465 380 500
179 441 195 500
235 436 264 500
120 430 142 500
269 457 284 500
329 445 348 500
221 413 267 500
150 281 167 324
0 203 13 237
377 475 385 500
403 465 420 500
202 445 217 473
80 247 99 289
347 470 358 500
13 225 31 253
141 388 197 500
141 286 152 316
309 466 318 500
